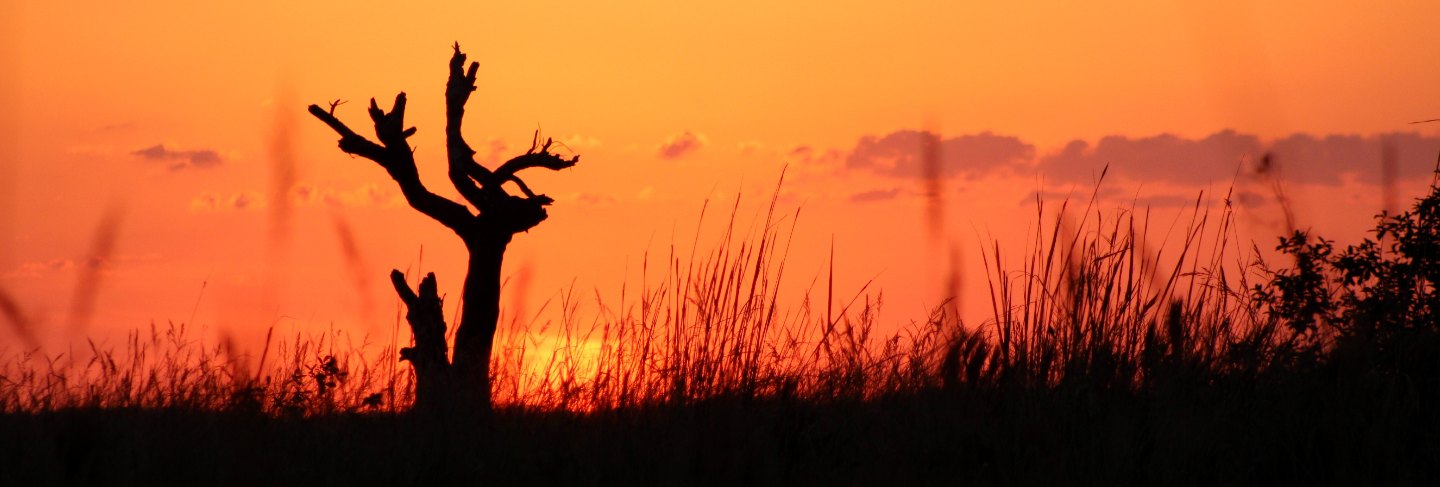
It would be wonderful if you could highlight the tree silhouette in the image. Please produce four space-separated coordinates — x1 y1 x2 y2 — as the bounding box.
308 44 578 415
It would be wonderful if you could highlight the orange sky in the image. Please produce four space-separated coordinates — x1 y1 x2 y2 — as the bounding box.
3 1 1440 355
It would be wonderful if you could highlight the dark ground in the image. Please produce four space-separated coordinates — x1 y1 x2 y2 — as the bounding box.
4 377 1436 486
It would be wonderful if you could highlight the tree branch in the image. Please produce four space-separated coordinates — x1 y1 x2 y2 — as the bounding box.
441 44 578 218
445 43 494 211
307 104 388 162
487 136 578 203
495 137 580 181
307 96 473 231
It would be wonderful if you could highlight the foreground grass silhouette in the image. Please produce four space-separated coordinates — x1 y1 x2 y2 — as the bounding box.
3 176 1439 484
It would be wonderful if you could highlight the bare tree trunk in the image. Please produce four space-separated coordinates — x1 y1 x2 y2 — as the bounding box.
391 271 451 414
452 238 508 413
308 43 578 416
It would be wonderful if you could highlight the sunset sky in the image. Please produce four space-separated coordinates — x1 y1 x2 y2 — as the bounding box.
3 0 1439 355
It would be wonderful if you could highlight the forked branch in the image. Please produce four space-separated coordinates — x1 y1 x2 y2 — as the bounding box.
445 43 492 211
307 95 473 231
437 44 579 211
490 136 580 201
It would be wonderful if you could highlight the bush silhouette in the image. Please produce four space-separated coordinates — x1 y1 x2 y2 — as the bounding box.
1255 171 1440 381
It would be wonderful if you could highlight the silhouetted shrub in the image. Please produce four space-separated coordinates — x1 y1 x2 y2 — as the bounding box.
1255 173 1440 381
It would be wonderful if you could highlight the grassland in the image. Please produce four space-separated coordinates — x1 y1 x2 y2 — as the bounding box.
3 176 1438 485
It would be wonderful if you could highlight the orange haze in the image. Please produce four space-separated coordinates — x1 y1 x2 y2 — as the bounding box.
3 1 1440 358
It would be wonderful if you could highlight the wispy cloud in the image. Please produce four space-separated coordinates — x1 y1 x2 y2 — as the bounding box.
2 259 75 279
789 145 845 169
191 183 406 213
189 192 265 212
737 140 764 156
96 122 137 133
557 192 618 205
480 138 509 166
301 183 398 207
849 188 903 203
561 134 602 150
132 144 223 171
3 253 160 280
657 131 706 160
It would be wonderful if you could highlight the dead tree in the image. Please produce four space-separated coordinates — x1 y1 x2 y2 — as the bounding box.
308 44 577 415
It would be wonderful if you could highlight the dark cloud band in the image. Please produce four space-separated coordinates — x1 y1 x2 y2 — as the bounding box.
844 129 1440 185
845 130 1034 179
132 144 223 170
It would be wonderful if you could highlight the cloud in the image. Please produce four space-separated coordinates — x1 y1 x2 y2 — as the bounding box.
576 193 618 205
829 129 1439 187
290 183 400 208
737 140 764 156
1034 131 1440 185
1266 133 1440 184
96 122 137 133
3 254 159 280
189 192 266 212
132 144 223 170
2 259 74 279
476 138 509 165
231 193 258 210
846 130 1034 179
192 183 405 213
849 188 903 203
293 184 316 204
561 134 602 149
657 131 706 160
788 145 845 168
1035 130 1261 185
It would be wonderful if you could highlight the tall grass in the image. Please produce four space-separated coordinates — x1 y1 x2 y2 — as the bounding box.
0 173 1414 416
2 180 946 414
474 180 952 411
971 171 1283 392
0 321 397 414
8 176 1440 484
